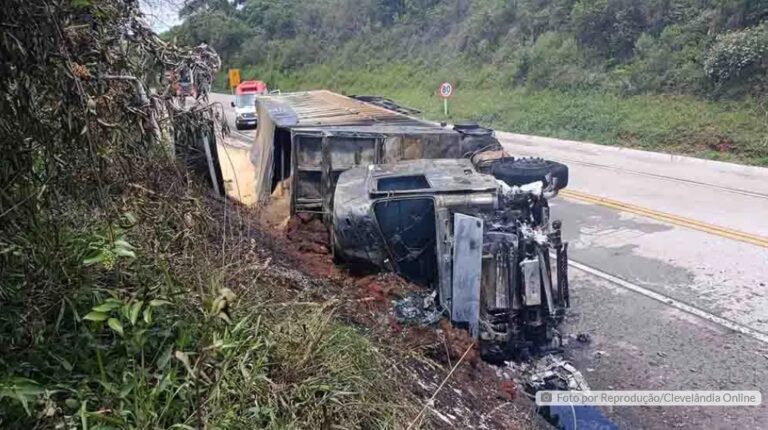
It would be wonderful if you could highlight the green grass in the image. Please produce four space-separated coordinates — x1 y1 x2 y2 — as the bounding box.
0 161 415 429
222 63 768 166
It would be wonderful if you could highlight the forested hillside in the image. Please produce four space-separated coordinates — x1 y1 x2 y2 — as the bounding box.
170 0 768 164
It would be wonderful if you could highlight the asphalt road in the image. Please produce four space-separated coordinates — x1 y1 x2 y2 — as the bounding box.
497 133 768 429
209 92 768 429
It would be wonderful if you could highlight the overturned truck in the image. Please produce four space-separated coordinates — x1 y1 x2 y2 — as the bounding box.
232 90 571 360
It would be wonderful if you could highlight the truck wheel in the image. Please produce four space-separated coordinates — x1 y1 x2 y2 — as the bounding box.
481 157 569 190
453 121 480 130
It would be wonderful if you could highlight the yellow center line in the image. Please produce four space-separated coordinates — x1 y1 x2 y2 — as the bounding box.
560 189 768 248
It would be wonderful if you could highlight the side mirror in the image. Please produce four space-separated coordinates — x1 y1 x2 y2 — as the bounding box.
230 101 235 108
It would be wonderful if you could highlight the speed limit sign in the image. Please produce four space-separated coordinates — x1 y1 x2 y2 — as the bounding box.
439 82 453 98
439 82 453 116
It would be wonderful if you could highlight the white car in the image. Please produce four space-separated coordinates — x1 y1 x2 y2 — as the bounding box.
231 93 258 130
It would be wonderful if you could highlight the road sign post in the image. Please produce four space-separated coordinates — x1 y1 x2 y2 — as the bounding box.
439 82 453 117
228 69 241 92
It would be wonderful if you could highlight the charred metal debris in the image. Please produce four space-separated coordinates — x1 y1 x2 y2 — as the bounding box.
218 90 573 361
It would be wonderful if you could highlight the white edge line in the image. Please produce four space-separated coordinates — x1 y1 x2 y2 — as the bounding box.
564 256 768 345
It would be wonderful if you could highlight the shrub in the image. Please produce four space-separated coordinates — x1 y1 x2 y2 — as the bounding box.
517 32 601 90
704 22 768 83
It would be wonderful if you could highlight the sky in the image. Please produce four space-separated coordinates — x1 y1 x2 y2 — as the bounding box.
140 0 182 32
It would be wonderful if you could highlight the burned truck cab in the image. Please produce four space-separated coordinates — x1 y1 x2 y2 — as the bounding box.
333 158 570 360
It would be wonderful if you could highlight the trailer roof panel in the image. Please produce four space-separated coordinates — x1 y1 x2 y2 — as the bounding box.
256 90 455 134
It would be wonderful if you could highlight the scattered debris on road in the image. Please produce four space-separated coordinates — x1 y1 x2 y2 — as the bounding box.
520 354 590 393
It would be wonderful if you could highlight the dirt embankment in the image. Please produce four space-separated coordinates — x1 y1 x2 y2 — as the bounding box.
257 211 548 429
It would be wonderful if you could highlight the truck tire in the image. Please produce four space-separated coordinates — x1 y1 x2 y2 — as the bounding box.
454 123 503 155
453 121 480 130
480 157 569 190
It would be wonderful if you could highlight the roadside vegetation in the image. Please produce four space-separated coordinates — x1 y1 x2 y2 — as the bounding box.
0 1 416 428
173 0 768 165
